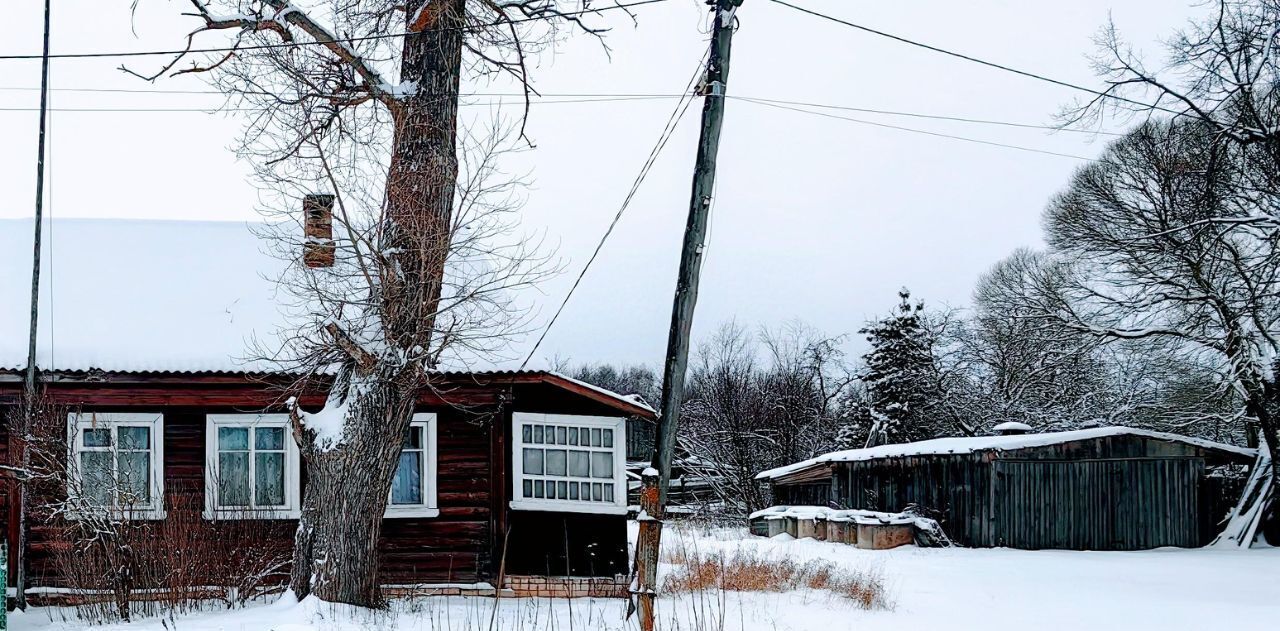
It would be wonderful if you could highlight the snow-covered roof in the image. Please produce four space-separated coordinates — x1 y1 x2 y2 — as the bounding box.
992 421 1033 432
748 505 919 526
756 426 1256 480
1 218 287 373
0 218 650 405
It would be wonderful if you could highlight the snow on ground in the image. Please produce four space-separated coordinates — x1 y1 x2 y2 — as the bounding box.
10 524 1280 631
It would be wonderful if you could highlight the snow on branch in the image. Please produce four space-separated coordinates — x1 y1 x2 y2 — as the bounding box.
131 0 402 111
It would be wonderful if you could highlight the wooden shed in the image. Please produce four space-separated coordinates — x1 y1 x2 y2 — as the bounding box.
756 427 1256 550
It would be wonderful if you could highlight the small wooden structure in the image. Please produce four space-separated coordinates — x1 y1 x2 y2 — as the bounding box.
749 506 929 550
757 428 1256 550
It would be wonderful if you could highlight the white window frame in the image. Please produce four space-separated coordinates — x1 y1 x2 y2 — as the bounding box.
66 412 166 520
510 413 628 515
204 414 301 520
384 413 439 519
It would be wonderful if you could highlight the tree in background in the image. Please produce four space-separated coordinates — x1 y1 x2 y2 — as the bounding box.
951 248 1241 435
668 322 850 514
567 363 661 459
1030 119 1280 472
837 289 962 448
1069 0 1280 188
569 363 661 409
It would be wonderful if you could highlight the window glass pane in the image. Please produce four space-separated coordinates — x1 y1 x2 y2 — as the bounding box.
569 482 579 500
522 479 533 498
118 426 150 450
255 427 285 451
523 448 544 475
533 426 544 444
218 452 250 507
556 427 567 445
592 482 603 501
403 426 422 449
546 481 557 499
522 424 532 443
567 428 578 446
545 449 567 477
568 451 590 477
391 451 423 505
117 451 151 505
534 480 545 498
591 452 613 479
255 452 286 506
604 485 614 502
83 428 111 448
591 428 602 447
80 451 112 506
603 429 613 448
557 481 568 499
218 427 249 451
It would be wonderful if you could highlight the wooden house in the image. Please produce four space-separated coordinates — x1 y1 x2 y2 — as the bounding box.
0 218 655 598
756 427 1256 550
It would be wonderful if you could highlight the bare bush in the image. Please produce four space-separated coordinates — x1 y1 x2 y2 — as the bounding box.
662 548 888 610
16 404 291 623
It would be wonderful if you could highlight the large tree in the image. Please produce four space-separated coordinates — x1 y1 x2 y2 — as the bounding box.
1071 0 1280 233
1034 119 1280 474
957 248 1239 435
141 0 611 606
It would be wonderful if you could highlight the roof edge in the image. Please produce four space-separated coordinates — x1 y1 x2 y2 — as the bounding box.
0 368 655 419
757 426 1258 481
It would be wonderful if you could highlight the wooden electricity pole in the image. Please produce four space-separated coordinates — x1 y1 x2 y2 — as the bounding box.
633 1 742 628
14 0 53 612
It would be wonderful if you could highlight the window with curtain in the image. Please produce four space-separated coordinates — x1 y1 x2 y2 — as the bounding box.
511 413 626 514
384 413 438 518
205 414 300 519
68 413 165 518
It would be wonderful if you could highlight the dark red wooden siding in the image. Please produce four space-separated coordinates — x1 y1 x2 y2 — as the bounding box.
0 372 646 589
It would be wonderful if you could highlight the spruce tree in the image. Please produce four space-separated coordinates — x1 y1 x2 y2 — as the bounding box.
837 289 943 448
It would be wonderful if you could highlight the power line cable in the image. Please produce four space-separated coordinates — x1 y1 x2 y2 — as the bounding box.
0 86 682 96
0 87 1124 136
739 97 1093 161
732 96 1123 137
0 0 670 61
0 96 681 112
519 54 706 369
763 0 1185 119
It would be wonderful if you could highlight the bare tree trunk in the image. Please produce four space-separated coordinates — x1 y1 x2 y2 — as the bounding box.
1239 372 1280 481
290 373 418 604
287 1 465 606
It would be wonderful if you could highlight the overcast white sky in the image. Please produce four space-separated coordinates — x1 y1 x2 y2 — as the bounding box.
0 1 1199 368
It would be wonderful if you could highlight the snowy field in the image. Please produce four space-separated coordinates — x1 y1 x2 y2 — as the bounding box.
9 524 1280 631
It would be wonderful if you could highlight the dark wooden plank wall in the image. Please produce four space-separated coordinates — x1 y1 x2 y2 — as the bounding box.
626 418 656 461
815 434 1245 549
1 377 644 589
833 454 994 546
993 458 1203 550
17 405 496 588
774 482 832 506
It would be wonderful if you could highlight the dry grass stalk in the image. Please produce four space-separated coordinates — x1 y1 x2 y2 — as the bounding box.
662 548 889 610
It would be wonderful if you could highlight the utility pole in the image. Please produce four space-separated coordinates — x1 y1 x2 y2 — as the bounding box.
632 1 742 629
15 0 54 612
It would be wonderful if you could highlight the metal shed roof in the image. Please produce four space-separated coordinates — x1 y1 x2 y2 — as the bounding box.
756 426 1256 481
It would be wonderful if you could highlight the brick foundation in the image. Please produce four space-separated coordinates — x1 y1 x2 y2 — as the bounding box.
504 575 629 599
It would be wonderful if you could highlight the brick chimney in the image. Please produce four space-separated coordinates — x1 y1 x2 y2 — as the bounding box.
303 194 336 268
